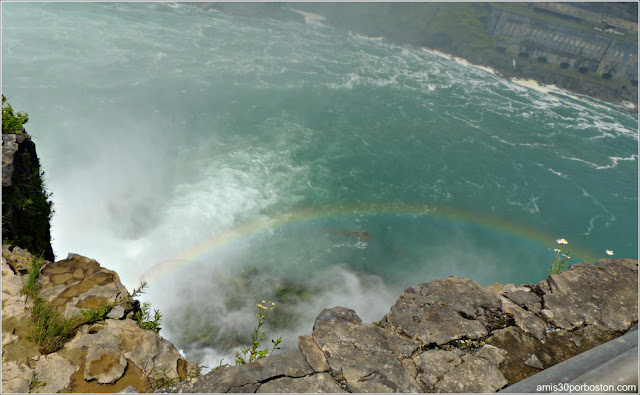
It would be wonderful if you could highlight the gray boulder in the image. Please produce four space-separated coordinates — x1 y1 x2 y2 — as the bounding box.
538 259 638 330
382 277 506 346
312 307 423 393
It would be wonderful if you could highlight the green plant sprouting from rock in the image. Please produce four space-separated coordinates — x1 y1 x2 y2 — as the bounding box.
212 300 283 370
128 281 163 333
144 359 207 390
548 238 572 275
80 304 114 324
234 301 282 365
21 257 86 354
22 257 121 353
28 374 46 391
135 301 163 333
2 94 29 135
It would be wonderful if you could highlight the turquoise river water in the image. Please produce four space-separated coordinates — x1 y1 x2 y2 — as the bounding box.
3 2 637 365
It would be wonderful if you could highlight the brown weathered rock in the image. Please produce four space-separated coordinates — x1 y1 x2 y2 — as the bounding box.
382 277 505 346
486 323 622 384
69 318 193 384
2 245 35 275
2 254 30 320
298 335 329 372
84 346 128 384
2 246 195 393
312 307 422 393
38 254 129 317
537 259 638 331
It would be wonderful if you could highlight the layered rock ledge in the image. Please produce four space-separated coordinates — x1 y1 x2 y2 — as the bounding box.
158 258 637 393
1 245 196 393
2 243 637 393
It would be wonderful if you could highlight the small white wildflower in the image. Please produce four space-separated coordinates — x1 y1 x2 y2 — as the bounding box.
556 238 568 245
553 248 561 253
606 250 614 256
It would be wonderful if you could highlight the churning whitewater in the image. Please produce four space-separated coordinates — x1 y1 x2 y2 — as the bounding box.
3 2 637 367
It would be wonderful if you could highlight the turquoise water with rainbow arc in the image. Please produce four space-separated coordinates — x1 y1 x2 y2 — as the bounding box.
2 2 637 365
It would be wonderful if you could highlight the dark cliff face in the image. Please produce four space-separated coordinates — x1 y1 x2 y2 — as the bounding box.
2 133 54 261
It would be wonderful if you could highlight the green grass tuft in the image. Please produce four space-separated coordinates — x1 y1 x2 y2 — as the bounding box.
21 257 116 354
80 304 114 324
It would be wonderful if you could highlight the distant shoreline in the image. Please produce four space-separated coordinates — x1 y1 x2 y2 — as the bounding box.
422 47 636 112
196 2 638 114
285 3 638 114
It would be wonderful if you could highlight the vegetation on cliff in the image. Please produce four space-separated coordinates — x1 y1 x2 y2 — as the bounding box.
2 95 29 135
21 257 113 354
2 96 55 261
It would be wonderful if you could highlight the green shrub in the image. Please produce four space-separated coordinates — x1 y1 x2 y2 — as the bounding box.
129 281 163 333
134 301 163 333
2 95 29 135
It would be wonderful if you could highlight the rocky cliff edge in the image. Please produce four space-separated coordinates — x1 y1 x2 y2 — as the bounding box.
2 245 637 393
158 258 637 393
2 245 197 393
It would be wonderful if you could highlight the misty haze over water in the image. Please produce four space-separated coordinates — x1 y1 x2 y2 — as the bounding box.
2 2 637 367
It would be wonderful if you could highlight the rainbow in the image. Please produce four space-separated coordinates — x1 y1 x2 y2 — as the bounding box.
139 203 595 283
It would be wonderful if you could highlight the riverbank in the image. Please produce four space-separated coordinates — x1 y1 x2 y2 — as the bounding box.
196 2 638 112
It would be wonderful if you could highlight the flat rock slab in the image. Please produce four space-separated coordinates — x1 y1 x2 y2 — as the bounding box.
500 296 547 340
1 361 34 393
413 349 508 392
84 346 127 384
33 353 79 393
538 259 638 331
382 277 505 346
435 354 508 392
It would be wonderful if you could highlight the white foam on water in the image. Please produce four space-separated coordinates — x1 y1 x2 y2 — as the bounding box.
561 154 638 170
